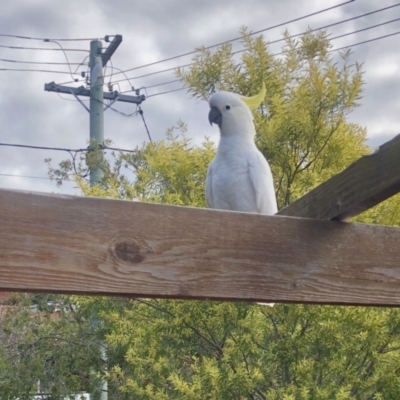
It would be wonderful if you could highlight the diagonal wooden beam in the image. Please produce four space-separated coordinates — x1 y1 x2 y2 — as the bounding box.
2 188 400 306
278 133 400 220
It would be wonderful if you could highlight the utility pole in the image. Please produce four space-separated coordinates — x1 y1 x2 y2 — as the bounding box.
44 34 145 186
89 39 104 185
44 35 144 400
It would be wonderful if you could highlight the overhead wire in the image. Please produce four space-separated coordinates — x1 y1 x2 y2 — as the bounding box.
0 143 88 153
119 79 182 94
0 41 90 79
0 142 139 181
105 63 135 91
269 17 400 58
46 39 81 80
0 58 85 66
5 1 391 121
147 87 187 98
124 13 395 94
0 172 47 180
330 29 400 53
145 27 400 98
108 64 191 86
328 16 400 41
1 3 398 88
57 0 357 88
0 142 137 154
0 44 89 52
0 68 81 75
107 4 400 88
57 92 89 102
0 143 89 179
100 0 355 80
230 7 400 57
138 107 152 141
119 20 400 97
0 33 104 41
54 2 400 97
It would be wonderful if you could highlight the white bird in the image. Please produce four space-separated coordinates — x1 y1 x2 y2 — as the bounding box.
206 83 277 215
90 57 102 88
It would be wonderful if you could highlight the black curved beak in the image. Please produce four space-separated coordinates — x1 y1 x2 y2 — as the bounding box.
208 106 222 126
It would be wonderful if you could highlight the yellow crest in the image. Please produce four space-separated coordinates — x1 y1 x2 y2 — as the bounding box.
240 82 266 110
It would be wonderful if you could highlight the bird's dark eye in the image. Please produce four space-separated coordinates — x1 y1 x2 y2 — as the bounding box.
225 105 231 110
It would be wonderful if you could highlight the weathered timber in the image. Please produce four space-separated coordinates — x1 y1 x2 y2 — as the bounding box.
278 133 400 220
2 188 400 306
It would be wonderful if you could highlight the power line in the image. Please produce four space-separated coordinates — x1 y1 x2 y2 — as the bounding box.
230 5 400 57
107 7 400 87
98 0 355 81
121 79 182 94
56 2 396 91
0 38 90 80
120 9 400 95
138 107 152 141
146 28 400 99
110 64 192 86
0 68 80 75
0 143 88 152
329 17 400 41
0 58 86 66
0 172 74 181
330 29 400 53
0 44 89 52
269 17 400 58
0 142 138 182
57 92 89 102
6 2 395 89
0 33 104 41
47 39 84 81
34 10 400 100
0 142 137 154
58 0 357 88
115 15 400 94
105 147 137 153
147 87 186 97
126 12 399 94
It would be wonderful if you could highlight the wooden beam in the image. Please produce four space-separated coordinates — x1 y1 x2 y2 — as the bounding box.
278 133 400 220
2 188 400 306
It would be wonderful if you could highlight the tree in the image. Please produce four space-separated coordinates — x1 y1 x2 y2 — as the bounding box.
0 294 103 399
3 28 400 399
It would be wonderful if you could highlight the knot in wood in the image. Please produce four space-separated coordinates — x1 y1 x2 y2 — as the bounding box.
112 239 153 264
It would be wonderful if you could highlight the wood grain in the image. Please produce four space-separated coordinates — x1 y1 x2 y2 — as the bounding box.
278 133 400 220
2 188 400 306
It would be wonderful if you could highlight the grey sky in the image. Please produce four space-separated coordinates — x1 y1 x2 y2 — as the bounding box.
0 0 399 194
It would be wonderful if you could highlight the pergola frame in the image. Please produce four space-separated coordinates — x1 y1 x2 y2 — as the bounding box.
1 134 400 306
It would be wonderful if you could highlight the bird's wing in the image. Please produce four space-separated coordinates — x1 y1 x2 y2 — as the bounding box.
205 161 215 209
248 150 278 215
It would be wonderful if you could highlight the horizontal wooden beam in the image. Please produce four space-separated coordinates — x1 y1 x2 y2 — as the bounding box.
2 188 400 306
278 133 400 220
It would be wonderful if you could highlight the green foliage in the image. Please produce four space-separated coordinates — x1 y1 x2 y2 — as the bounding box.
177 28 368 206
4 28 400 399
0 294 103 399
48 122 215 208
73 299 400 399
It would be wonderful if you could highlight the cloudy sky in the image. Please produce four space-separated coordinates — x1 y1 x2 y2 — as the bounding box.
0 0 399 195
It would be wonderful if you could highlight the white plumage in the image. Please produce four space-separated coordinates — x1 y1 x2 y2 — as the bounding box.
90 57 102 88
206 85 277 215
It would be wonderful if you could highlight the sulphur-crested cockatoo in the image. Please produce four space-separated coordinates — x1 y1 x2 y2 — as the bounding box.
90 57 102 88
206 83 277 215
